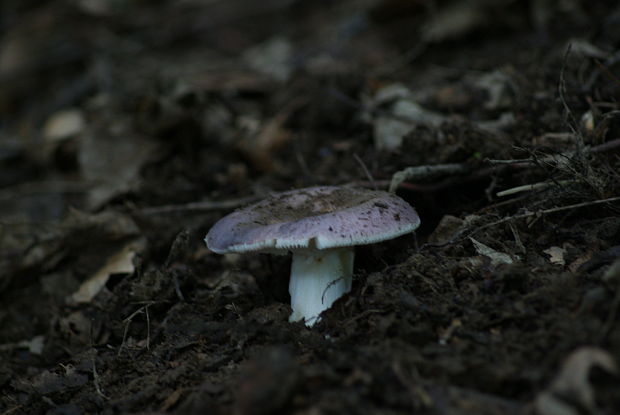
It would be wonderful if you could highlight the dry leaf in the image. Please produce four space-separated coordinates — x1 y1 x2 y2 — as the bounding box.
470 237 514 266
364 83 446 151
568 248 594 274
243 37 293 82
43 109 85 142
534 347 617 415
421 1 486 42
543 246 566 266
236 99 305 172
0 335 45 355
237 113 292 172
79 124 158 209
428 215 464 245
68 238 145 304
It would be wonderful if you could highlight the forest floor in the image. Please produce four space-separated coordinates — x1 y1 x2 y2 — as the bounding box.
1 1 620 414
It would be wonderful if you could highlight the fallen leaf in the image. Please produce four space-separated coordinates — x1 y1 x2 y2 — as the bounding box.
469 70 514 110
602 256 620 284
543 246 566 266
58 311 92 344
568 248 596 274
79 122 158 209
243 36 293 82
237 113 292 172
567 38 609 59
68 238 145 304
428 215 464 245
534 347 617 415
438 318 462 345
368 83 446 151
470 237 514 266
236 98 305 172
161 388 185 412
43 109 85 143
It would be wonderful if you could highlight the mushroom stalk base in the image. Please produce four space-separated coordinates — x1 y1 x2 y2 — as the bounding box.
289 248 354 326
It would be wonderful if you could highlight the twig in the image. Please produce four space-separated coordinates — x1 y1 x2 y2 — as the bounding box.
372 41 429 76
346 308 386 324
509 223 526 254
353 153 377 190
349 180 431 192
598 258 620 342
479 196 620 232
118 311 138 356
448 386 522 414
597 288 620 344
486 157 534 165
172 272 185 302
118 302 156 355
0 406 23 415
558 44 582 146
89 320 109 400
389 163 470 193
92 351 109 400
484 142 614 169
496 180 574 197
486 138 620 167
427 195 620 248
477 192 533 214
589 137 620 154
145 304 151 351
391 361 433 409
594 59 620 86
585 49 620 90
141 195 261 215
142 134 620 216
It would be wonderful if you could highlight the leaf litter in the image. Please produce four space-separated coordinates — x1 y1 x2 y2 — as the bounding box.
1 1 620 414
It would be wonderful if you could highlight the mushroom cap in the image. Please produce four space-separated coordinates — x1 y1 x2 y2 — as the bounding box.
206 186 420 254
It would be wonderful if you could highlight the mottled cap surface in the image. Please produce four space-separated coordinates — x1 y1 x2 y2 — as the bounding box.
206 186 420 254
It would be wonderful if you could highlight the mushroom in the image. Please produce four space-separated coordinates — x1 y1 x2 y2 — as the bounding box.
205 186 420 326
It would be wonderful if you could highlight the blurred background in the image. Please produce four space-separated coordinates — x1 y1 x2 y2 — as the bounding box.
2 1 620 414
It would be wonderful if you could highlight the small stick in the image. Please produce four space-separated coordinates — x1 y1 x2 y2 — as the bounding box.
118 302 156 355
389 163 470 193
496 180 574 197
509 223 526 254
478 196 620 233
0 406 23 415
590 137 620 154
172 272 185 302
353 153 377 190
145 304 151 351
92 352 109 400
89 321 109 400
486 137 620 167
558 44 582 144
486 158 534 165
427 195 620 248
141 195 261 215
593 59 620 89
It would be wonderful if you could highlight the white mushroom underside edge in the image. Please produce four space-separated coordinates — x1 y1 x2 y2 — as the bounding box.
289 248 354 326
207 220 420 254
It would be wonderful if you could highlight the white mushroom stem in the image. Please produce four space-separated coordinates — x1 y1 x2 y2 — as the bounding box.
288 248 354 326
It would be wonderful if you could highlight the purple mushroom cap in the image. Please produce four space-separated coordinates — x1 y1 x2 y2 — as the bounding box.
206 186 420 254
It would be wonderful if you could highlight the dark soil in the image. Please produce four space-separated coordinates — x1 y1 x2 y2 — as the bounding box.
1 1 620 414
